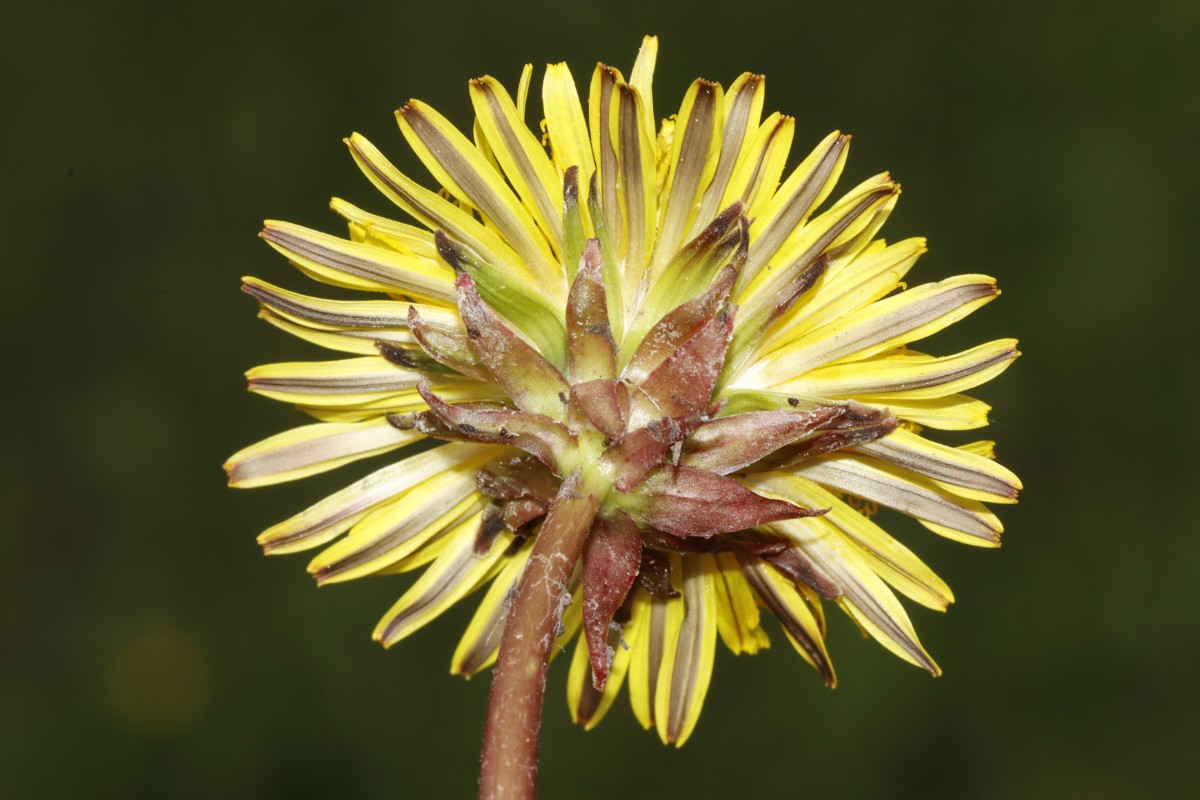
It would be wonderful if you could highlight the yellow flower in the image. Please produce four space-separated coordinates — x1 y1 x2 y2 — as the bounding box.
228 35 1020 759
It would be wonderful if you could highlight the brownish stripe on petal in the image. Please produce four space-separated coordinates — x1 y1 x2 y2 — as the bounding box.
739 556 835 685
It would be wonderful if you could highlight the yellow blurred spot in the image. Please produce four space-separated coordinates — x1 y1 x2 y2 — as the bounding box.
105 624 212 737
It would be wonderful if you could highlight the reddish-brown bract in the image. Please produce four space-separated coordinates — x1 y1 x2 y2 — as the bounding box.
581 511 643 690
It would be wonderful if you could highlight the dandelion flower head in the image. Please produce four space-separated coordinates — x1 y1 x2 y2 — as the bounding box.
227 35 1020 750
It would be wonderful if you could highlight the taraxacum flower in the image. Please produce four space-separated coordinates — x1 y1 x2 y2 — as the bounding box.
228 36 1019 799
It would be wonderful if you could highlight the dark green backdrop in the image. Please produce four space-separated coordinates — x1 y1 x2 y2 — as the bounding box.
6 1 1198 797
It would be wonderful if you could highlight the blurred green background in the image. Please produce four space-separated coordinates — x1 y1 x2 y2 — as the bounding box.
5 0 1198 797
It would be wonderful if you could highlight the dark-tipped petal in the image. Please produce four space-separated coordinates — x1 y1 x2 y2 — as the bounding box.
725 254 830 372
635 202 748 339
738 556 836 685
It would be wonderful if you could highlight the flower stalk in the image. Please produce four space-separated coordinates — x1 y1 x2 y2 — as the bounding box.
479 469 609 800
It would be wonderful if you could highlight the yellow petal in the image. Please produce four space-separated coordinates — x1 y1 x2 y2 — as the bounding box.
959 440 997 459
654 116 675 193
854 426 1022 504
613 82 658 292
344 133 532 291
761 237 925 351
788 454 1004 546
566 593 647 730
855 393 992 431
224 418 421 489
470 76 564 253
773 339 1020 399
740 131 849 290
628 35 658 140
449 539 581 676
254 311 408 356
329 197 439 261
742 274 1000 387
373 513 516 646
754 172 896 302
738 555 834 681
542 62 595 183
372 526 456 575
711 553 770 655
472 114 504 181
689 72 765 239
291 382 506 422
649 79 724 281
241 275 450 333
751 473 941 674
724 179 904 381
256 442 497 554
589 64 624 242
395 100 560 292
306 460 493 584
654 554 718 747
515 63 532 119
246 356 432 407
722 112 794 221
627 574 677 731
451 540 534 678
260 220 455 302
836 565 939 670
755 476 954 610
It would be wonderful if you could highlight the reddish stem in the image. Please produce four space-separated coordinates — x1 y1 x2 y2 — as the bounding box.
478 469 606 800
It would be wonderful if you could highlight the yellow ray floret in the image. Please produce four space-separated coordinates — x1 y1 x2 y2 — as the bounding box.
307 452 496 584
789 455 1004 546
224 418 422 489
654 554 718 747
566 591 648 730
710 552 771 655
255 442 496 554
374 517 517 646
